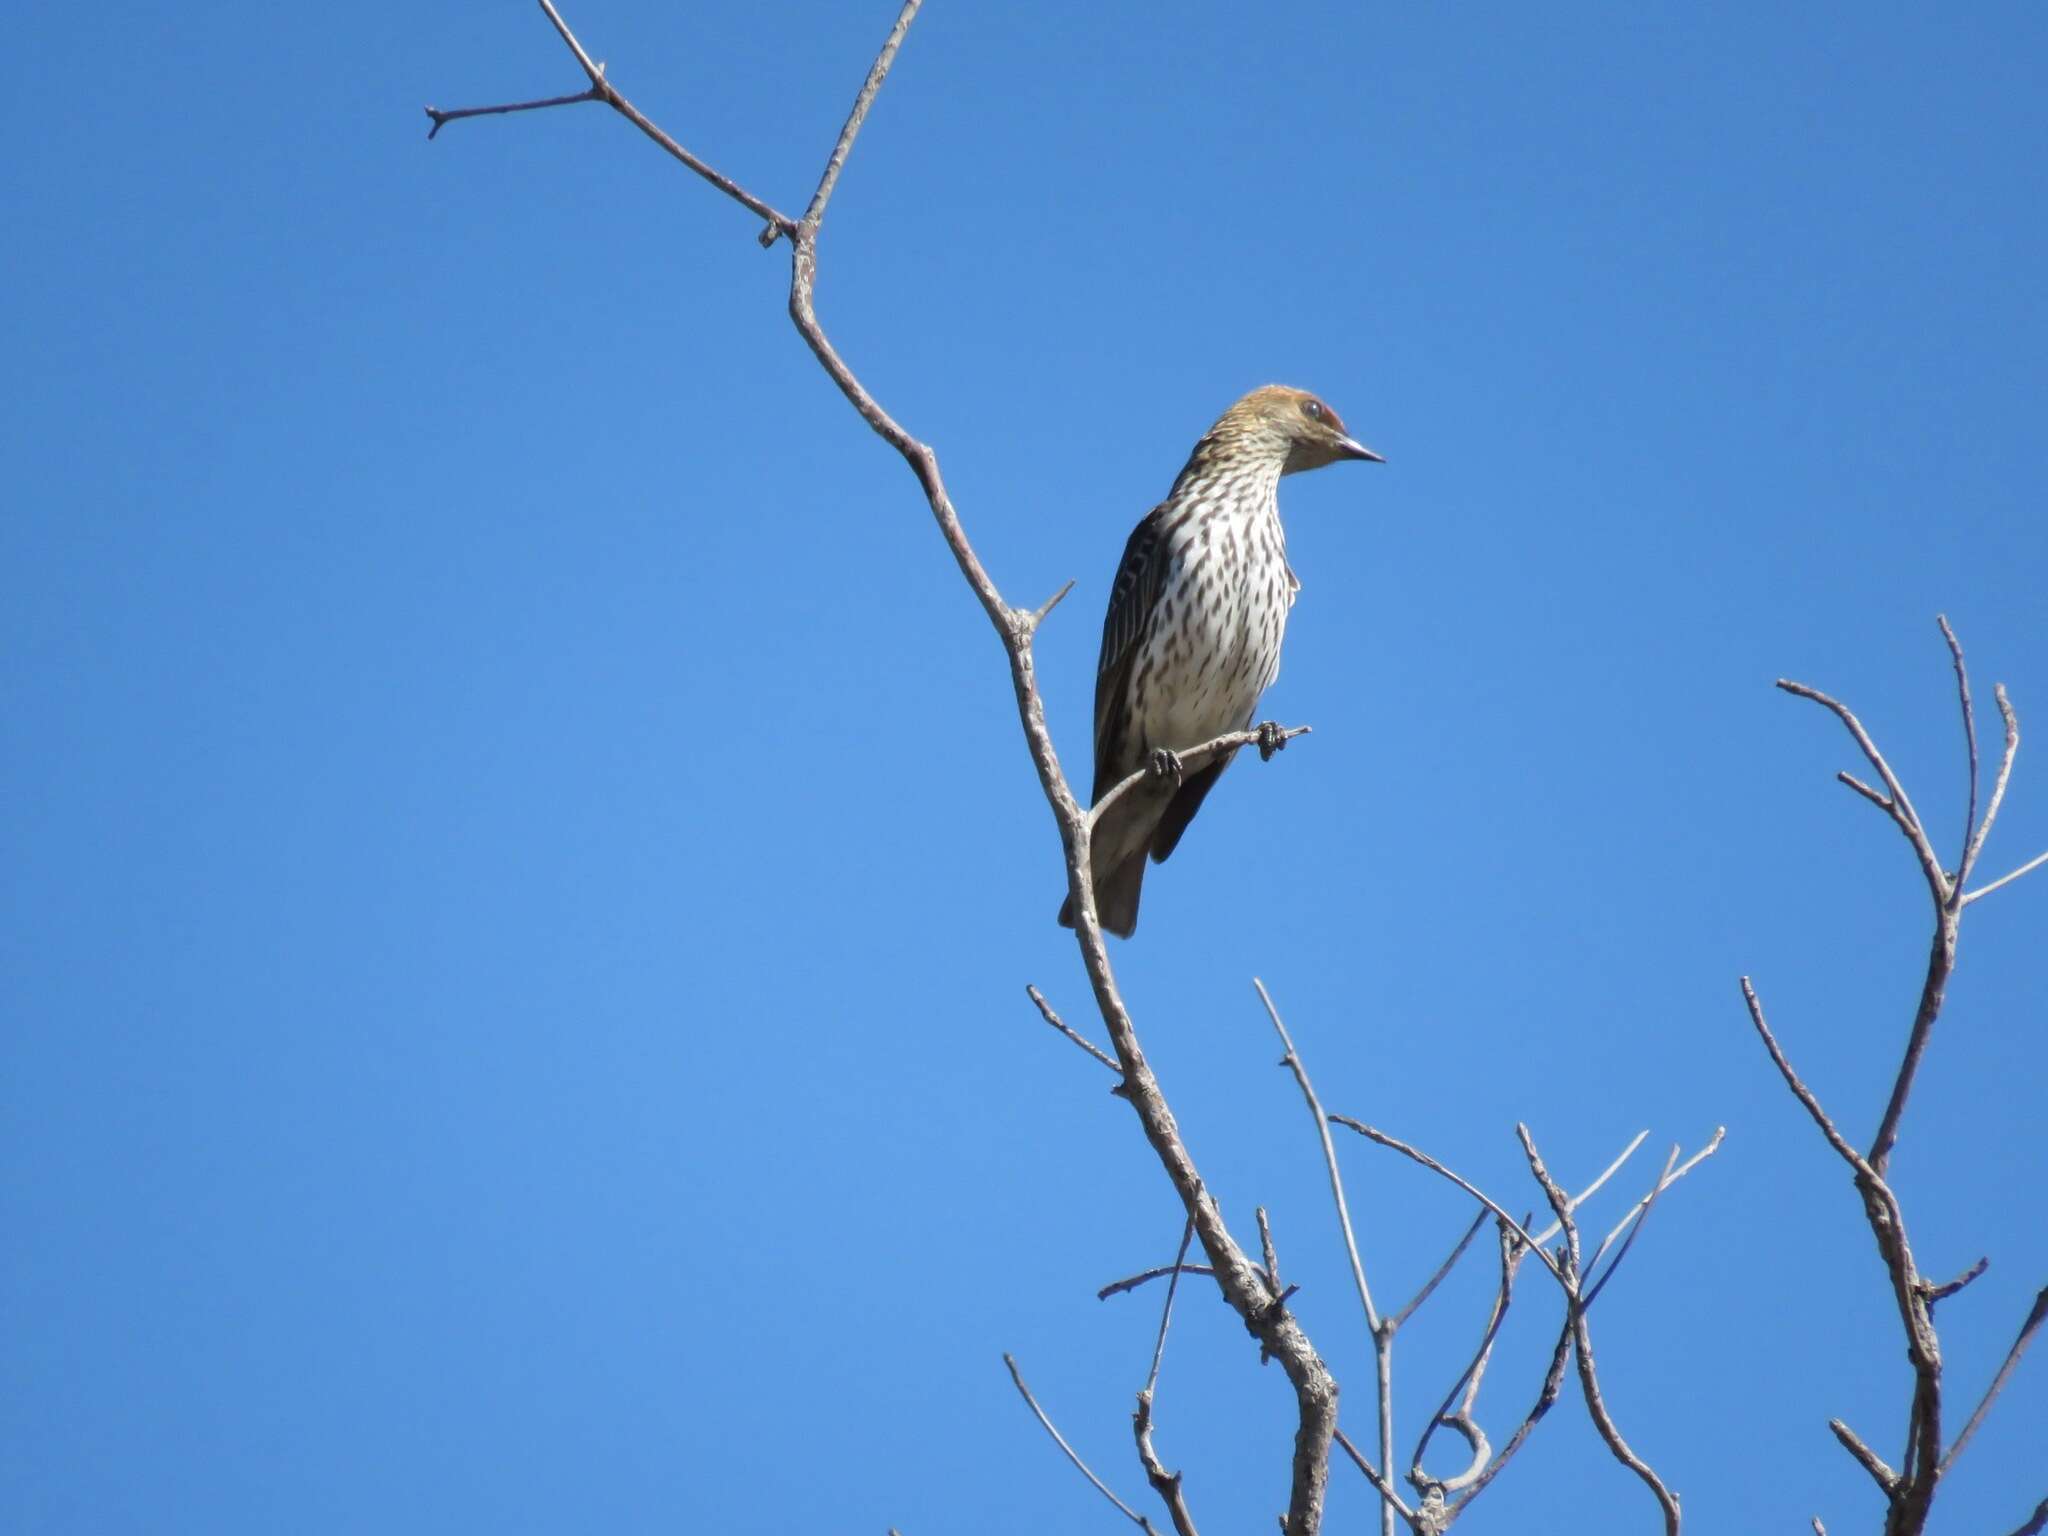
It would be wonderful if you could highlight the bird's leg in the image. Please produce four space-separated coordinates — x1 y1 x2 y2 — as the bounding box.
1256 720 1288 762
1146 747 1185 790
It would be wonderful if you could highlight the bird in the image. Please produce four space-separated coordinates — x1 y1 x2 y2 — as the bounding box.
1056 385 1382 938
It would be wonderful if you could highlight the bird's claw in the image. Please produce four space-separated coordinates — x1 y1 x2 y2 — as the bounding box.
1147 747 1185 790
1256 721 1287 762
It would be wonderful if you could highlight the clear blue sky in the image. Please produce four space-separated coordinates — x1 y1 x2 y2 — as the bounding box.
5 2 2045 1532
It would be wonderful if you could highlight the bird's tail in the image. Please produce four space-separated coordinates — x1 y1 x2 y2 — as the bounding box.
1055 849 1146 939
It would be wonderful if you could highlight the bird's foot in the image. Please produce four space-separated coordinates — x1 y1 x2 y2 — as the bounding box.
1256 721 1288 762
1147 747 1185 790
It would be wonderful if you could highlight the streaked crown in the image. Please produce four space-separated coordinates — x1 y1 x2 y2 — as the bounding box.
1198 384 1384 476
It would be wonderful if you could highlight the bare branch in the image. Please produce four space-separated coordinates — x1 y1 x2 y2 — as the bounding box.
1392 1209 1488 1332
1777 676 1950 904
1025 578 1078 634
1133 1218 1200 1536
1921 1257 1989 1307
1938 616 1983 881
1739 978 1873 1176
1942 1285 2048 1475
1966 847 2048 905
1829 1417 1899 1493
1517 1124 1681 1535
1586 1129 1726 1273
802 0 922 234
1257 980 1380 1331
1331 1116 1563 1288
1090 726 1311 831
1026 984 1122 1074
1144 1219 1197 1400
1967 677 2021 882
1332 1429 1417 1525
1097 1263 1220 1302
2007 1495 2048 1536
423 87 602 138
1528 1129 1648 1251
1446 1312 1574 1514
529 0 801 237
1256 981 1396 1536
1003 1353 1158 1532
1582 1144 1681 1309
1258 1206 1281 1293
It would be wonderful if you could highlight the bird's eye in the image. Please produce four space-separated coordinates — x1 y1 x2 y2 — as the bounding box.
1301 399 1325 423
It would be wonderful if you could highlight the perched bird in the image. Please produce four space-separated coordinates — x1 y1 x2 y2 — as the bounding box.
1057 385 1382 937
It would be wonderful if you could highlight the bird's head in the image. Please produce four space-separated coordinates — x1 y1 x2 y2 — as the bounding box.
1214 385 1384 476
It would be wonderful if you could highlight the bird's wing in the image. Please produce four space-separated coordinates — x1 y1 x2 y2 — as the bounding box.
1091 500 1182 803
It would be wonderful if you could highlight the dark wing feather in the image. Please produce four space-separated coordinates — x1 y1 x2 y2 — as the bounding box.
1091 502 1183 803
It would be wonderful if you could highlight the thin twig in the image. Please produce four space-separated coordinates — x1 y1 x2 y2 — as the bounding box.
1921 1257 1989 1307
1739 979 1872 1175
1098 1263 1220 1302
1939 616 1982 883
1256 981 1393 1536
1133 1217 1200 1536
1027 984 1122 1073
423 88 602 138
1392 1209 1488 1332
2006 1495 2048 1536
1518 1124 1681 1535
1966 848 2048 905
1330 1116 1563 1288
1776 676 1949 903
802 0 922 233
1967 679 2021 883
1332 1429 1417 1524
1003 1353 1157 1531
1587 1130 1726 1272
1090 726 1310 829
1829 1417 1899 1493
1446 1312 1574 1513
1258 982 1379 1331
1941 1285 2048 1475
1581 1144 1680 1309
1528 1130 1648 1251
1258 1207 1281 1293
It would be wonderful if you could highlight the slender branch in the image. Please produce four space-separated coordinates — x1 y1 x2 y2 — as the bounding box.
1447 1312 1574 1514
1091 726 1311 830
1255 980 1392 1536
1392 1209 1488 1332
1332 1429 1416 1525
1921 1257 1989 1308
1966 679 2021 883
1739 979 1873 1176
1098 1263 1219 1302
1027 984 1122 1074
1830 1417 1899 1493
1258 981 1379 1331
1003 1353 1158 1532
534 0 799 232
1966 847 2048 905
1528 1129 1647 1250
1518 1124 1681 1535
1586 1130 1726 1273
1331 1117 1563 1287
1776 676 1950 904
1582 1145 1681 1309
1416 1220 1526 1494
1938 616 1982 884
2007 1495 2048 1536
1258 1207 1282 1293
803 0 922 232
423 87 601 138
1941 1285 2048 1475
1133 1218 1200 1536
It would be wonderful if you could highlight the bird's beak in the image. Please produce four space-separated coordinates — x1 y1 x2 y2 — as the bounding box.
1336 436 1385 464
